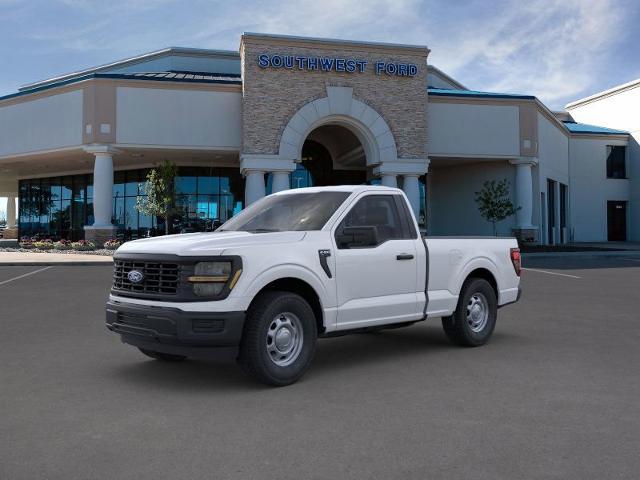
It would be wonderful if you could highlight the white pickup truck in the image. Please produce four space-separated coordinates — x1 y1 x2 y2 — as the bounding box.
107 185 522 385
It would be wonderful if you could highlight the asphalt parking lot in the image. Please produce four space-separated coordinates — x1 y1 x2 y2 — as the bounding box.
1 257 639 479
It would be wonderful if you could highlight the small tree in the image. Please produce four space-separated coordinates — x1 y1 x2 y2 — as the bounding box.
474 179 519 236
136 160 178 235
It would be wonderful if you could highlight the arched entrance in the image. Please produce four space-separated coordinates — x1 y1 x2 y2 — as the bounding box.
267 124 369 192
277 87 398 168
298 124 368 187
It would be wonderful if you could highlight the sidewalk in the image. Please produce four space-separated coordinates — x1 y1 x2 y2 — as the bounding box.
570 242 640 251
523 250 640 259
0 251 113 266
522 242 640 258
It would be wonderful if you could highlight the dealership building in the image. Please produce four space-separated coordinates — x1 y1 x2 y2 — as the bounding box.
0 33 637 244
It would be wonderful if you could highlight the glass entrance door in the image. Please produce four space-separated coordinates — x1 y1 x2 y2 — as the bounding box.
547 179 556 244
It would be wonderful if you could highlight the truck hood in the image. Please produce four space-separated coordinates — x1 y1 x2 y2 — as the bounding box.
115 231 307 256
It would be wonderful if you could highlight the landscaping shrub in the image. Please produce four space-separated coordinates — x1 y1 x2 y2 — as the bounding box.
103 239 122 250
70 240 96 251
33 239 54 250
53 239 73 250
19 236 34 249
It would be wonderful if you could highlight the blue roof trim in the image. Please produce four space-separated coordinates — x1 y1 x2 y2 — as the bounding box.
562 121 628 135
0 72 242 102
428 87 536 100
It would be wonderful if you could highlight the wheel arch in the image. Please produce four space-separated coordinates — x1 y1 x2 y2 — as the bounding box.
250 277 326 334
453 257 500 300
463 268 498 300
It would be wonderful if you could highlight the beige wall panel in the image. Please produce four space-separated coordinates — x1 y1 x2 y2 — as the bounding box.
115 87 242 148
0 90 83 156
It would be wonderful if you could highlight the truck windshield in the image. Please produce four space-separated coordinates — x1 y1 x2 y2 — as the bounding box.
219 192 351 232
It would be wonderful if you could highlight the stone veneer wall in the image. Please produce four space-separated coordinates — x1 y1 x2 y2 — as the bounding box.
240 36 429 160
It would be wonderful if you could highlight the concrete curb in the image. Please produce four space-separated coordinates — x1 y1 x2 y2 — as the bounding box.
523 251 640 259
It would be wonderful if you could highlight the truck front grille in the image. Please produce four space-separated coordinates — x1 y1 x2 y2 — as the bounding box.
113 260 180 295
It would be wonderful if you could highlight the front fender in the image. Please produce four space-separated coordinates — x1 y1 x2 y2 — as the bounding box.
234 263 331 312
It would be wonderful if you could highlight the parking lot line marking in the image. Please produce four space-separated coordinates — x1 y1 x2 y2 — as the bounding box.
623 258 640 262
0 266 52 286
523 268 581 279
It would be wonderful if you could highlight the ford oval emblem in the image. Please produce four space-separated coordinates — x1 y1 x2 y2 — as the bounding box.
127 270 144 284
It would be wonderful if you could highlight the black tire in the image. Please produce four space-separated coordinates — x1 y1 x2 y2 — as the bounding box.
238 291 317 386
138 348 187 362
442 278 497 347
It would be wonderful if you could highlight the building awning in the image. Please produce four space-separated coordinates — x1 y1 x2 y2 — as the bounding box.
561 121 628 135
0 71 242 103
427 87 535 100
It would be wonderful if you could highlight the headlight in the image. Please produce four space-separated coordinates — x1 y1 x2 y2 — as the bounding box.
189 261 236 297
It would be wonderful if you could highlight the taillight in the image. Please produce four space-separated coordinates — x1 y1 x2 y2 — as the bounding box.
510 248 522 277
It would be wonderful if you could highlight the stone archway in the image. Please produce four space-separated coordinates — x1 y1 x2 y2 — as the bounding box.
240 85 429 216
278 86 398 166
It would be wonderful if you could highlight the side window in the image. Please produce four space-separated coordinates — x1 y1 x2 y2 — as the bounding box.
606 145 626 179
336 195 406 248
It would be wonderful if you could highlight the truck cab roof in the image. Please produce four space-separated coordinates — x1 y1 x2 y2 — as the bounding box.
271 185 402 196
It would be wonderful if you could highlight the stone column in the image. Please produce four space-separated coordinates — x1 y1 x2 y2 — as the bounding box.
241 154 295 207
402 174 421 218
509 158 538 243
271 171 290 193
373 159 429 221
6 196 16 229
84 145 117 245
380 174 397 188
244 170 266 206
2 195 18 240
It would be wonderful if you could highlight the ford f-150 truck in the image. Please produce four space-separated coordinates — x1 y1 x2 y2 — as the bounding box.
106 185 522 386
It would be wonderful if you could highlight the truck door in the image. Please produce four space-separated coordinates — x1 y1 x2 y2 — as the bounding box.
332 193 419 329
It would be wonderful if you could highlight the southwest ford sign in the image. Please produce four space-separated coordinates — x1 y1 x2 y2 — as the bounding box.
257 54 418 77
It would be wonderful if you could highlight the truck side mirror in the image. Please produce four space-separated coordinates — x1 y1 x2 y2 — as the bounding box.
336 226 379 248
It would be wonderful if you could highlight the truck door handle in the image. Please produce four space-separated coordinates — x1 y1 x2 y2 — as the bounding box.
396 254 414 260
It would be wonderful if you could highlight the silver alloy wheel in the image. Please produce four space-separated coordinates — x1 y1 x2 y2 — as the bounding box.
466 292 489 333
266 312 304 367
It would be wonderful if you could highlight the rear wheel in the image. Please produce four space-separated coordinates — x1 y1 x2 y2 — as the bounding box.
138 348 187 362
238 291 317 386
442 278 497 347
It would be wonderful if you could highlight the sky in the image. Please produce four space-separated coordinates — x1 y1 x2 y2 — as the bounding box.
1 0 639 215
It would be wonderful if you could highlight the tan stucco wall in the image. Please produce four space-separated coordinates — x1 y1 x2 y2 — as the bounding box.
240 35 429 160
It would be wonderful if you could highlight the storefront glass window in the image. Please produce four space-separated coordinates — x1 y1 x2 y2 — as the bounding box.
18 167 245 240
173 167 244 233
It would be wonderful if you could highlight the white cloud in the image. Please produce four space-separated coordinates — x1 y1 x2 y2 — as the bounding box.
181 0 632 107
188 0 427 46
4 0 634 109
426 0 631 107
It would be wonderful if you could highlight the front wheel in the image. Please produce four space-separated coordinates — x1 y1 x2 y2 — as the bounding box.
442 278 497 347
238 291 317 386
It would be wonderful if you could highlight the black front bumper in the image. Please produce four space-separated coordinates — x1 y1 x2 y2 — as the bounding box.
106 300 245 359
